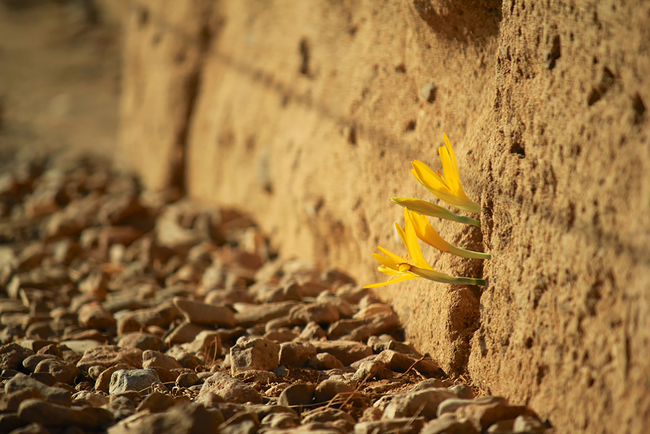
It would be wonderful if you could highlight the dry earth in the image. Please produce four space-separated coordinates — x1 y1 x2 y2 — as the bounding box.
0 154 551 433
3 1 650 433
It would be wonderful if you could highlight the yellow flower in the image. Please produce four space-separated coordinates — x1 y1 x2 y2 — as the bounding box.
406 209 491 260
411 133 481 213
391 197 481 227
364 209 486 288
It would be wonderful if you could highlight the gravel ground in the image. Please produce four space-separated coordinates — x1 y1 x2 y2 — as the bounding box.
0 153 553 433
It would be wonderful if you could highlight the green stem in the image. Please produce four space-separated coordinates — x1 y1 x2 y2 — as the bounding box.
409 266 486 286
449 245 492 260
452 277 487 286
392 198 481 227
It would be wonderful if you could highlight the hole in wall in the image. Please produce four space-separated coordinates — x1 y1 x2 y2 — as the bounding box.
412 0 502 43
299 38 310 76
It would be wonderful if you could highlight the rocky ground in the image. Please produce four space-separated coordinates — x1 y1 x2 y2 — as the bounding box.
0 153 552 433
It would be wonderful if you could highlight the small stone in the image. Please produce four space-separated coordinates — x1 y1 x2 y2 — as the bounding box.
354 304 393 319
36 344 62 357
25 322 55 340
260 412 299 429
165 347 200 369
376 350 441 375
77 304 115 330
60 340 102 354
78 272 109 300
176 371 200 388
513 414 546 433
437 396 506 417
359 407 384 422
108 369 161 395
18 398 113 429
76 345 142 372
421 81 438 103
230 338 279 374
278 383 315 411
255 282 303 303
320 268 356 287
411 378 447 392
233 370 277 388
314 379 354 403
22 354 57 372
383 388 457 420
352 359 386 382
289 303 340 325
335 285 369 304
196 372 263 404
263 327 298 343
421 413 478 434
94 364 131 393
172 297 236 327
142 350 183 371
298 321 327 340
5 373 70 406
16 244 47 272
71 390 110 407
164 322 210 346
0 412 26 433
33 358 80 384
309 352 344 370
220 411 259 434
302 407 356 432
51 238 83 265
356 417 427 434
204 289 254 305
119 302 182 330
328 319 366 339
116 316 142 336
0 343 34 370
348 311 401 341
367 335 422 357
316 292 355 318
180 330 222 360
107 402 223 434
0 388 43 412
233 301 299 327
455 402 534 432
312 340 373 366
449 384 473 399
117 332 163 351
278 342 317 367
136 391 178 413
487 419 515 433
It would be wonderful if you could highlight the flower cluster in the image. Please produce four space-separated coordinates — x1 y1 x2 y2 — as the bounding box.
366 133 489 288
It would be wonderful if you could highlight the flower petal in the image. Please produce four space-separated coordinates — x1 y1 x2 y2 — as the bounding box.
363 274 419 288
407 209 451 252
408 265 459 284
411 161 450 192
403 209 430 269
372 252 399 270
395 222 407 247
439 145 461 194
443 133 462 191
377 246 404 267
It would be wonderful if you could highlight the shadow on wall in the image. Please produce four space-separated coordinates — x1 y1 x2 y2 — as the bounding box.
412 0 502 43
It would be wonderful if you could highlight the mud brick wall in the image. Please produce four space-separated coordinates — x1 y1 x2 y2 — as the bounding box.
116 1 650 432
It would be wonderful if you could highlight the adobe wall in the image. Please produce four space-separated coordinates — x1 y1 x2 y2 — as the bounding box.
116 1 650 432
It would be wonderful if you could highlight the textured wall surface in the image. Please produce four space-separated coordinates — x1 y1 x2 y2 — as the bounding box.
116 1 650 432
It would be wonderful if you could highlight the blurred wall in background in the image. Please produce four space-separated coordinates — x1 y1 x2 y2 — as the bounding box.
112 1 649 432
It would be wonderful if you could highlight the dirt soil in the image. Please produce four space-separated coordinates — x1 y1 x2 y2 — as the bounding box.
4 1 650 434
0 146 550 433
